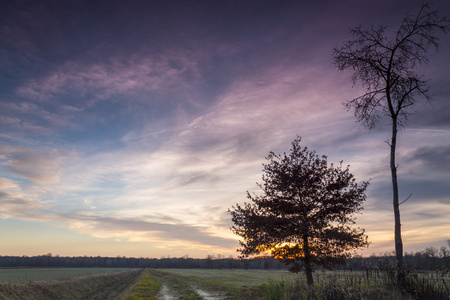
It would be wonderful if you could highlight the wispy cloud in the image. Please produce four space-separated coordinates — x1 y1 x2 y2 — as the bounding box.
0 184 237 253
0 188 47 220
1 0 449 257
16 53 200 103
7 150 64 184
0 101 75 138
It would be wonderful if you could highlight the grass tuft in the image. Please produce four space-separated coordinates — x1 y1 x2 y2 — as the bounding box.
124 271 161 300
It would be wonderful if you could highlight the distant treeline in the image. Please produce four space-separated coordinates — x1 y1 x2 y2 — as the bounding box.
347 247 450 271
1 244 449 270
0 254 286 270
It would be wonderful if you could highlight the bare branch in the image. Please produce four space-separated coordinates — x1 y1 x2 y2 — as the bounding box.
399 194 412 205
332 3 449 129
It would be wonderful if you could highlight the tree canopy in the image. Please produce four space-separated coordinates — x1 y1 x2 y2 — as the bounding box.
229 137 369 286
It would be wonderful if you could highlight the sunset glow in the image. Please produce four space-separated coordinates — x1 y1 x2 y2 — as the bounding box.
0 1 449 259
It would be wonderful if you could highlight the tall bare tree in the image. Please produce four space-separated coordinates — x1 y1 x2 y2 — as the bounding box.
332 3 449 282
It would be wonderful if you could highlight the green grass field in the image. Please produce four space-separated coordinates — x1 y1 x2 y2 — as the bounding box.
0 268 131 283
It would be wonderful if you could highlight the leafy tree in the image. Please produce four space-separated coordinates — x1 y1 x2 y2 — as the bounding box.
229 137 369 286
332 3 449 282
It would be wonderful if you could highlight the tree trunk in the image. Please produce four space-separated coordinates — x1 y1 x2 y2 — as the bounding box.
303 235 314 287
390 119 404 284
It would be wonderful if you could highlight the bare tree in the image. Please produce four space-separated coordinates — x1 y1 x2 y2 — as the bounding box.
332 3 449 283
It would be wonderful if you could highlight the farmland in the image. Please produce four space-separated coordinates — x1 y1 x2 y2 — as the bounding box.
0 268 132 283
1 268 449 299
125 269 300 299
126 269 450 300
127 268 450 299
0 268 142 300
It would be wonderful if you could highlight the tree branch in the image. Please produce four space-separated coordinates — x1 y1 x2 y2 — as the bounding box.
399 193 412 205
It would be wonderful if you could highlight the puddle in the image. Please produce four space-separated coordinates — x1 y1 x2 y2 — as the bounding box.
156 282 227 300
157 284 178 300
192 287 227 300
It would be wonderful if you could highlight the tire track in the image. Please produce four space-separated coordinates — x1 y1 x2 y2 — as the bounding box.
150 270 226 300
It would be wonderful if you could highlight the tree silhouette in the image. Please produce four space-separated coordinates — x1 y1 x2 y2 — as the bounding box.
332 3 449 284
229 137 369 286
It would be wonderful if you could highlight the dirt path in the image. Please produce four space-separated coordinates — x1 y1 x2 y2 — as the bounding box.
155 284 226 300
156 284 179 300
149 270 227 300
191 287 227 300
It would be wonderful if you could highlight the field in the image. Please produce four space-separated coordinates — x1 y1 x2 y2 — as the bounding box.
126 269 450 300
0 268 143 300
162 268 299 288
125 269 301 299
1 268 449 299
0 268 131 283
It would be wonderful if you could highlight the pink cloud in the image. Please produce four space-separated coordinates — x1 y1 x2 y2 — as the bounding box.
15 52 200 102
7 150 64 184
0 101 78 137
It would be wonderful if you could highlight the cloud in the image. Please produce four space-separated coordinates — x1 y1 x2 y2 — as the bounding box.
0 186 237 251
85 215 236 248
0 170 237 252
15 53 200 103
0 178 19 190
0 19 36 66
400 202 450 249
362 133 450 205
7 150 64 184
0 101 74 138
1 0 448 258
0 139 241 252
0 188 47 220
83 197 96 210
405 143 450 174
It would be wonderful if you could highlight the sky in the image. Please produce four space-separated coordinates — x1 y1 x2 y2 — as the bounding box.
1 0 449 259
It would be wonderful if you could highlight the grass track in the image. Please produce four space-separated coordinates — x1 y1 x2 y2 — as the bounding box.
125 269 225 299
124 270 162 300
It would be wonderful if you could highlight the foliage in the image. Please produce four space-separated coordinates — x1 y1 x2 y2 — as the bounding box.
230 137 369 285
